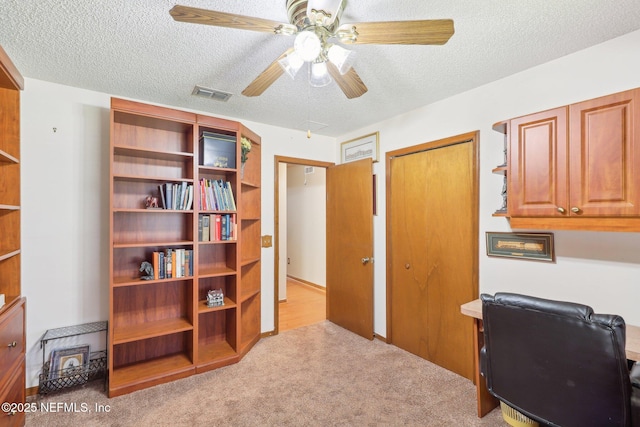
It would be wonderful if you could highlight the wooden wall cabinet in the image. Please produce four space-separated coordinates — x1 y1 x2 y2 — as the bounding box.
109 98 261 397
495 87 640 231
0 45 26 426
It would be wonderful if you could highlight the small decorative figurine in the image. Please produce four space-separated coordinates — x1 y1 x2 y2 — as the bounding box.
145 196 159 209
139 261 154 280
206 289 224 307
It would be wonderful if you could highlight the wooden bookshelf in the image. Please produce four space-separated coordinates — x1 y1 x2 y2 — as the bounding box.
0 44 26 427
109 98 261 396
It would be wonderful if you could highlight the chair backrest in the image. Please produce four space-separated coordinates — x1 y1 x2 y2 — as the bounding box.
481 292 632 427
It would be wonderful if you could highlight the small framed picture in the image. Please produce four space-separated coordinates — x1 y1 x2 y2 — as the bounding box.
49 345 90 380
340 132 379 164
486 232 555 262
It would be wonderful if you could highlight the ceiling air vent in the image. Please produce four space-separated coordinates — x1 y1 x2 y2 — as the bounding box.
192 85 232 102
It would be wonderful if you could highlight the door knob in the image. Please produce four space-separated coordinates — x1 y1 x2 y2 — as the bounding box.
7 341 17 348
571 207 581 213
361 257 372 265
557 207 566 214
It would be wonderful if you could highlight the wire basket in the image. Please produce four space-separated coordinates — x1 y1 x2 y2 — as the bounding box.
39 351 107 395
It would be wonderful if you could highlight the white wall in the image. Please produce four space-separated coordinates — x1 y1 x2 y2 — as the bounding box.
20 28 640 388
336 29 640 335
286 164 327 288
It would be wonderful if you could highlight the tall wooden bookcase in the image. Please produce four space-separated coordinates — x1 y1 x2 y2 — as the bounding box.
109 98 261 397
0 45 26 426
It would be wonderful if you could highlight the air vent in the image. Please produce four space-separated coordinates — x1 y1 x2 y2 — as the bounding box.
192 85 232 102
304 166 315 174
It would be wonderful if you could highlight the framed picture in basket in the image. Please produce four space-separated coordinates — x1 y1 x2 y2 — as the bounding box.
49 344 90 380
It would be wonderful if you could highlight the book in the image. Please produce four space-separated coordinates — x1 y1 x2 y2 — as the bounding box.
158 252 165 279
152 252 160 280
165 183 173 210
165 249 173 278
212 214 221 241
158 185 166 209
202 215 210 242
225 181 236 211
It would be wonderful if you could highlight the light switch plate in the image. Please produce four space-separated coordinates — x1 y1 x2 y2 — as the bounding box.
261 235 272 248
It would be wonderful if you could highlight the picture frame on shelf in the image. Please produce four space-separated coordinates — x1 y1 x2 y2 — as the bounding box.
340 132 379 164
49 344 90 380
486 232 555 262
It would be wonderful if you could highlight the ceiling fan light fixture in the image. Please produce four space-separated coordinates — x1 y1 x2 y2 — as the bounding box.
278 51 304 79
307 0 344 26
309 61 332 87
327 44 356 75
294 31 322 62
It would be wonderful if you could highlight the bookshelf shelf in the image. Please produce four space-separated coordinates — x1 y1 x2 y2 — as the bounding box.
113 317 194 344
109 97 261 397
197 297 237 314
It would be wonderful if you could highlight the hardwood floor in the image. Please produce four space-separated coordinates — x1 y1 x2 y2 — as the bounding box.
279 278 326 332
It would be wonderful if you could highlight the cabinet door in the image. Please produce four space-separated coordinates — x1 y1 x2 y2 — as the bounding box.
509 107 568 217
569 88 640 216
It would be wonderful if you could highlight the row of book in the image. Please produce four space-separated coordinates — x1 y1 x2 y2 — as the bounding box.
158 182 194 211
151 248 193 280
199 214 237 241
199 178 236 211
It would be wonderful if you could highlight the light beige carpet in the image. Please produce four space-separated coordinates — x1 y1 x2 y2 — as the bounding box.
26 321 504 426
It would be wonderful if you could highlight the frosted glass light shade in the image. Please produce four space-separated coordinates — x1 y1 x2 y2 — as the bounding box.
294 31 322 62
309 62 332 87
278 51 304 79
327 44 355 75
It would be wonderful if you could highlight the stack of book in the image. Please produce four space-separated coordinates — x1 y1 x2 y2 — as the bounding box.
158 182 193 210
199 214 237 241
199 179 236 211
151 248 193 280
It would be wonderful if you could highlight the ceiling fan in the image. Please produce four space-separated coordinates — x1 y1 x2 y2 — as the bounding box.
170 0 454 99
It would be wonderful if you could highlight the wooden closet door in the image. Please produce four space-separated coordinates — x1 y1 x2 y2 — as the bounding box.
389 138 477 381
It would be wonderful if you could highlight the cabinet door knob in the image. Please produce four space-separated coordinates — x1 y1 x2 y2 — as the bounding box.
7 341 17 348
571 207 581 213
557 207 566 214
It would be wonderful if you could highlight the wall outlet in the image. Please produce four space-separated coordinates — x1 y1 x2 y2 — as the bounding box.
261 235 272 248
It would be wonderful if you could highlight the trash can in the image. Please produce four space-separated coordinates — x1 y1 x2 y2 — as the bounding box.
500 402 539 427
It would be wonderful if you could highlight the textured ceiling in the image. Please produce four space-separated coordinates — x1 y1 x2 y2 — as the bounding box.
1 1 640 136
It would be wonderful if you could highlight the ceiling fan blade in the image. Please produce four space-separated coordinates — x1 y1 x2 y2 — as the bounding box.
242 49 294 97
326 62 368 99
170 5 297 35
337 20 454 45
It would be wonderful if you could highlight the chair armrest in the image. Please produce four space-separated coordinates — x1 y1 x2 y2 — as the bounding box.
631 363 640 427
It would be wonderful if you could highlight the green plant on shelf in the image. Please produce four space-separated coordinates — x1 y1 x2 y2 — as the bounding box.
241 137 252 164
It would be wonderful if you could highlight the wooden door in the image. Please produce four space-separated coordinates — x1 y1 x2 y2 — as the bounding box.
569 88 640 216
326 158 374 340
388 136 477 381
509 107 568 217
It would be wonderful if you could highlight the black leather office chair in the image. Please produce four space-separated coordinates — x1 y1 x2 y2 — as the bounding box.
480 292 640 427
